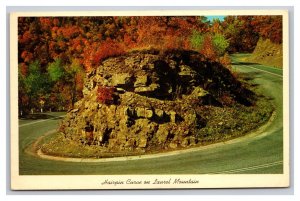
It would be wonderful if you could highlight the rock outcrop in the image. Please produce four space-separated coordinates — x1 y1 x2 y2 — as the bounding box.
245 38 283 68
60 50 254 152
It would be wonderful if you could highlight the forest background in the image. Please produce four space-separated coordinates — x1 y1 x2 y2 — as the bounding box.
17 15 282 114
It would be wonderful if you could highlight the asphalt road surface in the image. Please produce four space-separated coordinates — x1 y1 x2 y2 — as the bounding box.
18 56 284 175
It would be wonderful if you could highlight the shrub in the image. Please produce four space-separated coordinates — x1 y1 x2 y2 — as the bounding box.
97 86 115 104
212 34 229 56
200 35 217 60
190 31 204 50
219 53 232 69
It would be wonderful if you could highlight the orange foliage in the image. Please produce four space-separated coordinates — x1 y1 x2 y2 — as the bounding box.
18 15 283 72
21 51 33 63
123 33 136 48
136 16 167 50
39 17 52 30
53 18 60 26
200 35 217 60
75 73 84 91
17 16 283 111
251 16 282 44
93 39 126 66
19 31 31 44
20 63 28 76
219 53 232 68
59 25 82 39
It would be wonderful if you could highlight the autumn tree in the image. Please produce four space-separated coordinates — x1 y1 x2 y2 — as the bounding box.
251 16 282 44
200 35 217 60
47 58 84 109
210 18 223 34
66 59 85 107
18 15 282 114
221 16 259 53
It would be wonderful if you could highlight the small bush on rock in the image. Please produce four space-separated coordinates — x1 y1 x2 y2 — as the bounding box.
97 86 115 104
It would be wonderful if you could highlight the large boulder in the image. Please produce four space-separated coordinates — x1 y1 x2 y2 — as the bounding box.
60 50 254 152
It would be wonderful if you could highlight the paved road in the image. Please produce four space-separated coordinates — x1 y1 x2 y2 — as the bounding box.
19 57 284 175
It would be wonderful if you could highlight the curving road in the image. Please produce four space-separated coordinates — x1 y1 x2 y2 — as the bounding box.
19 55 284 175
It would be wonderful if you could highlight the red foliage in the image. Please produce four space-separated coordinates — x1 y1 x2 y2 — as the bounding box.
252 16 282 44
93 39 126 66
123 33 136 48
58 25 82 39
20 94 29 106
19 31 31 44
135 16 204 51
135 16 167 50
97 86 115 104
20 50 33 63
39 17 52 30
17 15 284 111
53 18 60 26
20 63 28 76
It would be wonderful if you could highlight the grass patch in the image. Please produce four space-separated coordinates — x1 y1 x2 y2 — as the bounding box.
40 133 148 158
196 97 273 144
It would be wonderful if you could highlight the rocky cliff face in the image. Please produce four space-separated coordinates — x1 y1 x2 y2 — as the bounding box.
246 38 283 68
60 50 254 152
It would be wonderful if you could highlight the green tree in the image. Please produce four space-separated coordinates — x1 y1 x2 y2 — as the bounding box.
190 31 204 50
47 58 84 109
212 34 229 56
47 58 64 82
23 61 51 112
221 16 259 53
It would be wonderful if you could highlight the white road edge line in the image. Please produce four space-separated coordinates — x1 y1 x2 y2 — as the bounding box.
214 161 283 174
19 115 66 127
235 64 283 78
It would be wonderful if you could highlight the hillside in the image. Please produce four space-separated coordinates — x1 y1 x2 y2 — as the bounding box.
245 38 283 68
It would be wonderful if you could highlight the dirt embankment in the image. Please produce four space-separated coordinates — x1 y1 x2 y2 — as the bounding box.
245 38 283 68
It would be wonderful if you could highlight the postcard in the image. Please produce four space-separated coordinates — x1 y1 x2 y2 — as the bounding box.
10 10 289 190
